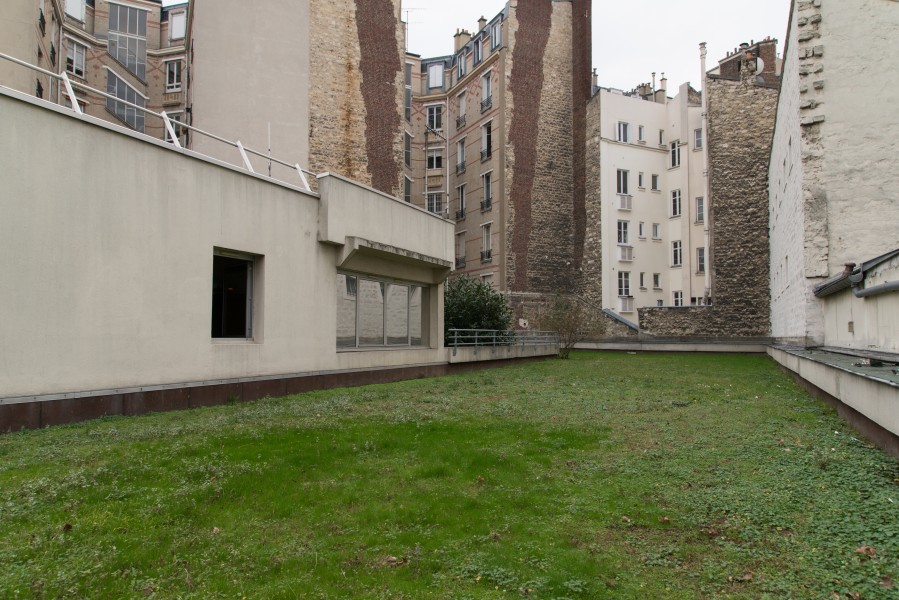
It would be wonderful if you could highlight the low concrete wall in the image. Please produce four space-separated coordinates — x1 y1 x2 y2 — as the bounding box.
448 344 560 364
768 346 899 455
578 339 769 353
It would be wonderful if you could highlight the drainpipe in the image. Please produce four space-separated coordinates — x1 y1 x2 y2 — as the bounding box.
849 272 899 298
699 42 711 302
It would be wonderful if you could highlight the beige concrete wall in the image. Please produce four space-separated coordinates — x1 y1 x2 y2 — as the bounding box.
0 89 453 400
822 257 899 353
187 0 311 179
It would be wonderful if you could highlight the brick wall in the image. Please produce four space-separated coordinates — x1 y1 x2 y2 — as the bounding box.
308 0 404 197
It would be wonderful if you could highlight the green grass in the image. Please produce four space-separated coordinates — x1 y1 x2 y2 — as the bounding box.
1 352 897 598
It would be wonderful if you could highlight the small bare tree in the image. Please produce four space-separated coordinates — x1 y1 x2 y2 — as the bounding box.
539 296 604 359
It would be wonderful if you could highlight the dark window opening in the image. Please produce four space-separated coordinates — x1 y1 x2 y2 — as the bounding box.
212 254 253 338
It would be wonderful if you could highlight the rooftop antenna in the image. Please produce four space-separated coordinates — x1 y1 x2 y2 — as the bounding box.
403 6 427 52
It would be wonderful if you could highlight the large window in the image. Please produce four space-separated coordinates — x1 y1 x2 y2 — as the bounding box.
337 274 424 348
652 223 661 240
456 138 466 171
169 10 186 40
427 193 443 214
617 169 629 195
670 141 681 168
481 72 492 111
695 196 705 223
617 220 629 245
671 189 682 217
481 222 492 261
426 105 442 131
106 70 146 131
618 271 631 296
672 241 683 266
490 21 502 49
65 0 85 21
108 3 148 80
694 128 703 149
212 252 256 339
481 122 492 160
66 38 86 78
617 121 629 143
651 174 660 191
165 59 182 92
697 247 706 274
426 148 442 170
457 52 467 79
482 171 493 210
427 63 444 89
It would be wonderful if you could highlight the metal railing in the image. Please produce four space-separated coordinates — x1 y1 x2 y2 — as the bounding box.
0 50 316 192
447 329 559 348
481 95 492 112
456 114 466 128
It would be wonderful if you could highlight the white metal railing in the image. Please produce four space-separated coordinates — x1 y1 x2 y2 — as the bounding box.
619 245 634 261
619 194 633 210
0 50 315 192
619 297 635 313
447 329 559 348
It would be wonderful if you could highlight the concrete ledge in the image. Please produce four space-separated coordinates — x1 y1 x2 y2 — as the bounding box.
768 346 899 457
576 340 769 353
448 344 560 364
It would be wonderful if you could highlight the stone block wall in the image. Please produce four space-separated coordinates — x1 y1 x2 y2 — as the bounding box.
309 0 404 197
639 65 778 337
580 91 602 308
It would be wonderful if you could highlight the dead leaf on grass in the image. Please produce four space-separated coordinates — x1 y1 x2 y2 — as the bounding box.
490 531 501 541
742 571 754 581
881 576 894 589
62 523 72 532
854 545 876 558
621 516 632 523
658 516 670 523
212 527 221 535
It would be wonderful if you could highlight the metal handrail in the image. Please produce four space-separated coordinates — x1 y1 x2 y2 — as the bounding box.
0 50 315 192
447 329 559 348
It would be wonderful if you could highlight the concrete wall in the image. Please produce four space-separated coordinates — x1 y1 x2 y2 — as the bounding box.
0 89 453 402
822 257 899 353
187 0 312 180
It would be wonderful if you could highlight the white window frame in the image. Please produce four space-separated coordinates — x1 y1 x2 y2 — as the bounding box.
638 125 645 142
638 172 645 189
651 174 660 191
617 220 629 245
482 170 493 207
490 21 502 49
481 221 493 258
695 196 705 223
618 271 631 297
653 273 661 289
616 169 629 196
164 110 185 143
65 37 87 78
638 222 645 239
404 175 413 203
671 189 682 217
164 57 182 92
457 138 466 168
697 247 706 274
65 0 86 21
104 66 148 132
457 183 466 214
427 192 443 215
473 37 482 64
639 272 646 288
672 241 683 267
457 90 467 118
482 71 492 103
168 10 186 41
670 141 681 168
652 223 661 240
673 291 684 307
457 52 467 79
426 104 442 131
694 127 703 149
427 63 444 89
426 147 442 170
616 121 629 143
481 120 492 159
212 249 258 340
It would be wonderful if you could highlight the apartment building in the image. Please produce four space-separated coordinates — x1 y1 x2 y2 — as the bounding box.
595 77 707 326
0 0 188 141
404 1 594 299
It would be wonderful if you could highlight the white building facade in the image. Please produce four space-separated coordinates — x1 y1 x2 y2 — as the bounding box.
598 80 708 326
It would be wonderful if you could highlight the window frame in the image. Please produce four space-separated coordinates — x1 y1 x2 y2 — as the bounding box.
651 174 660 191
695 196 705 223
616 169 629 196
672 240 683 267
211 250 258 340
671 189 682 217
617 271 631 297
616 121 629 143
670 141 681 168
164 58 182 92
426 147 442 170
168 9 186 41
336 272 426 349
427 62 445 90
65 37 87 78
426 104 443 131
617 220 630 245
694 127 703 149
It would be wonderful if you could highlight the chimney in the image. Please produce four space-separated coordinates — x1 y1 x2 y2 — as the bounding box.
655 72 667 103
591 68 598 89
454 28 471 53
478 15 487 31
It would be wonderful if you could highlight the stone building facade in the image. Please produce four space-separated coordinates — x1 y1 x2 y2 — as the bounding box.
638 43 780 336
404 0 594 310
769 0 899 347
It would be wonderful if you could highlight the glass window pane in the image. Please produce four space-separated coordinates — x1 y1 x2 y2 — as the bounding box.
385 284 409 345
410 287 423 346
108 4 118 30
358 279 384 346
336 275 357 348
138 10 147 37
128 7 137 35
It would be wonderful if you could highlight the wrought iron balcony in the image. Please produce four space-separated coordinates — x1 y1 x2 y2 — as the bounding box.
480 249 493 262
456 161 466 175
455 256 466 269
481 95 493 113
480 148 491 162
456 114 466 128
455 208 465 220
480 197 492 212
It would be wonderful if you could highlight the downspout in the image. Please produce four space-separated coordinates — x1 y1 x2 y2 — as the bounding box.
699 42 711 303
849 272 899 298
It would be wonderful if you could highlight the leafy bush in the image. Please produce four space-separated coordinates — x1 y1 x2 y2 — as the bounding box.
444 274 513 343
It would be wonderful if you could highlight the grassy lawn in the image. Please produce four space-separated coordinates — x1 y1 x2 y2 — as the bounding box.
1 352 897 599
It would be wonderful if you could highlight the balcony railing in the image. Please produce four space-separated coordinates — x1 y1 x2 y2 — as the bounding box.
455 208 465 220
481 95 492 113
618 194 632 210
455 256 466 269
619 297 635 313
480 148 491 162
456 114 467 128
456 161 466 175
0 51 316 192
619 245 633 261
480 197 492 211
447 329 560 349
480 249 493 262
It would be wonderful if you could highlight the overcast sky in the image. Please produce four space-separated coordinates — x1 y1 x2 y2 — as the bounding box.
403 0 792 92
